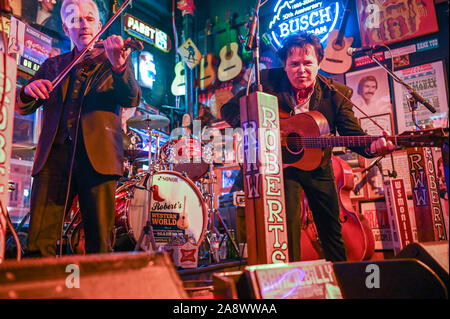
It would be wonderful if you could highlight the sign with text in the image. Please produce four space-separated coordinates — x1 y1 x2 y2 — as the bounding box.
0 53 18 263
124 14 170 52
407 147 447 242
240 91 289 265
246 260 342 299
383 179 414 255
8 17 52 75
268 0 343 47
393 61 448 133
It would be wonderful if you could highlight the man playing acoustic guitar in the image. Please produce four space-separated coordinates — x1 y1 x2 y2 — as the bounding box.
221 32 395 262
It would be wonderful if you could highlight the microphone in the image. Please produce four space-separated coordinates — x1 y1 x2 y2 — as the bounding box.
245 10 258 51
409 90 437 113
347 45 380 56
362 156 383 174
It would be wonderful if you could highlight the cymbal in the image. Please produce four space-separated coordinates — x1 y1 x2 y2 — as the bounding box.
12 143 37 151
127 114 170 130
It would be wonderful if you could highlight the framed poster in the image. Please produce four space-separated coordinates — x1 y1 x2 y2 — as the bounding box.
359 113 394 135
345 66 393 119
393 60 449 133
356 0 439 46
360 201 393 250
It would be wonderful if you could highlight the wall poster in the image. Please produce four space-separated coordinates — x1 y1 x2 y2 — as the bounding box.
345 66 393 119
393 60 448 133
356 0 439 46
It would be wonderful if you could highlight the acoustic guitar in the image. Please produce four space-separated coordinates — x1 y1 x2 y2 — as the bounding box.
321 0 353 74
198 19 217 90
171 61 185 96
280 110 448 171
217 10 243 82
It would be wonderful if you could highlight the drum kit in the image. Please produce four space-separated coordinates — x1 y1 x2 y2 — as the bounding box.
65 111 239 263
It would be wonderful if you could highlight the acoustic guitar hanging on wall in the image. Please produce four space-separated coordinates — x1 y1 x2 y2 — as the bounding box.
171 60 186 96
217 10 243 82
321 0 353 74
198 19 218 90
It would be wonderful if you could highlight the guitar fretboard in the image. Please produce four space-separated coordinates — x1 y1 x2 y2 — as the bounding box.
284 135 439 148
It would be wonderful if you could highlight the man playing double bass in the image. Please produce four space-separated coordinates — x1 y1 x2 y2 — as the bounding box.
221 32 395 262
16 0 141 257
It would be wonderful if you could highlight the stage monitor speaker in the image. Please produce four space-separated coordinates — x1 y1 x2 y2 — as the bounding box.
0 251 187 299
395 241 449 291
333 259 447 299
214 259 448 299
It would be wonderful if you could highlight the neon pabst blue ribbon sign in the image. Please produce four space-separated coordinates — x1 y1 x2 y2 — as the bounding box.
269 0 341 48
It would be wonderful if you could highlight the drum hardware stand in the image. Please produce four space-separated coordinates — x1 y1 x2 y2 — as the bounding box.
134 125 158 253
202 163 240 264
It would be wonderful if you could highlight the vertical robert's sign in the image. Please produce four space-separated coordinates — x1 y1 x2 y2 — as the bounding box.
240 91 289 265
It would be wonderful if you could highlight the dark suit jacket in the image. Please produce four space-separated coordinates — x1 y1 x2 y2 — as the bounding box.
221 68 374 159
16 50 142 176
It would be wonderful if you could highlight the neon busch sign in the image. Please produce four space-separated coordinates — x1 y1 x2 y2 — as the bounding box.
268 0 342 47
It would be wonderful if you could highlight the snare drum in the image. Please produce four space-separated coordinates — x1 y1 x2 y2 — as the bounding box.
159 137 212 181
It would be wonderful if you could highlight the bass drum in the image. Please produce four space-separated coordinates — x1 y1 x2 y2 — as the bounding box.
68 171 208 253
115 170 208 250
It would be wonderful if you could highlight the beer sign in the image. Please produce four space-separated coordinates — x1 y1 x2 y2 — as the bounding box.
124 14 171 52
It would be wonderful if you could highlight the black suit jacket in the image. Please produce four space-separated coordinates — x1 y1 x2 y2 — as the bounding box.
221 68 374 159
16 50 142 176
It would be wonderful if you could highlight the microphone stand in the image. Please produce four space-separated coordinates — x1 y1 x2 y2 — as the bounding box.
366 50 436 131
246 0 263 92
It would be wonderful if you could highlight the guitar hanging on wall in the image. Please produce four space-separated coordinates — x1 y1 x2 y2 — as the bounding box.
321 0 353 74
217 10 243 82
198 19 217 90
171 61 186 96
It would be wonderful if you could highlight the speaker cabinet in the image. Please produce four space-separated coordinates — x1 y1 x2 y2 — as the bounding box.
0 252 187 298
333 259 447 299
396 241 449 291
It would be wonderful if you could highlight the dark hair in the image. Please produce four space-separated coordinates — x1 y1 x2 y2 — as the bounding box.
357 75 378 95
277 32 324 64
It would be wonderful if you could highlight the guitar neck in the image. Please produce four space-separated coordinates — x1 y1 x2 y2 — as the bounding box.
335 0 351 44
286 135 435 148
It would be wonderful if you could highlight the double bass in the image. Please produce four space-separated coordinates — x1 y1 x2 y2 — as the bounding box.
300 156 375 261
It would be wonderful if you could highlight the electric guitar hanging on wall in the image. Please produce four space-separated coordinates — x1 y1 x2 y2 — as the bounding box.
280 110 448 171
198 19 217 90
217 10 243 82
321 0 353 74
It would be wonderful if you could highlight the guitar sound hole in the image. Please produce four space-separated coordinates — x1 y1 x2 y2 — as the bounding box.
286 133 304 155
